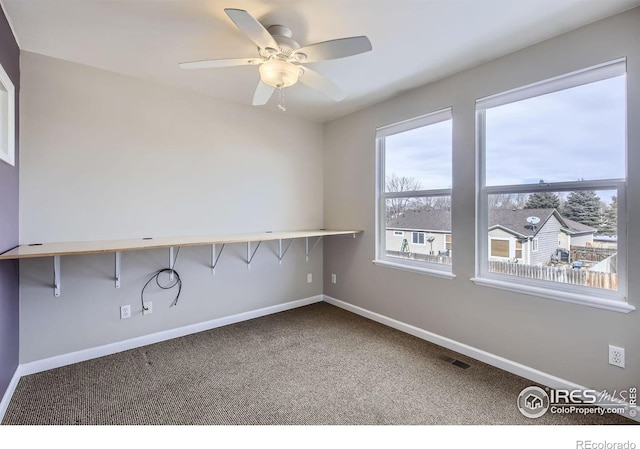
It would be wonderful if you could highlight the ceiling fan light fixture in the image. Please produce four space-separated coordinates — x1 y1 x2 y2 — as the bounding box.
259 59 301 88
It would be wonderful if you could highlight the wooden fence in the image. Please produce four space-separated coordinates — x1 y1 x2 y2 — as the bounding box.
489 261 617 290
570 245 617 263
386 250 452 265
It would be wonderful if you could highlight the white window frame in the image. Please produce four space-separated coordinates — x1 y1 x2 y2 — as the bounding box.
473 58 632 313
373 108 454 279
0 62 15 166
531 238 539 253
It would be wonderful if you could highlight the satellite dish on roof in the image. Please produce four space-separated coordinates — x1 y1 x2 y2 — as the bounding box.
526 216 541 226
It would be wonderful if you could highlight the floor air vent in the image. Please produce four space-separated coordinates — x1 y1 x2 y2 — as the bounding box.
440 355 471 369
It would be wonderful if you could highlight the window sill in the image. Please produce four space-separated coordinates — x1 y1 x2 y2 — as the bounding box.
372 259 456 280
470 277 635 313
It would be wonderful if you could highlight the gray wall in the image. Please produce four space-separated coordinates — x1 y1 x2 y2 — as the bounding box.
20 52 324 243
323 8 639 392
18 53 325 363
0 6 19 400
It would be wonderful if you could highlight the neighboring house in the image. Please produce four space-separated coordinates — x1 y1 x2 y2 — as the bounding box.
488 208 563 265
386 209 451 257
592 235 617 249
386 208 597 265
559 217 597 248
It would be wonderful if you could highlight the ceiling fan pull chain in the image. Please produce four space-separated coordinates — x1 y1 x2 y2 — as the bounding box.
277 85 286 112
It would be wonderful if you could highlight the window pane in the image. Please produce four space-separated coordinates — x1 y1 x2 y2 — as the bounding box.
515 241 523 259
385 119 452 191
491 240 509 258
485 75 625 186
385 196 451 265
487 190 618 291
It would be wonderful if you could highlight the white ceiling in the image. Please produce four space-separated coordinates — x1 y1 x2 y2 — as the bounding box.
3 0 640 123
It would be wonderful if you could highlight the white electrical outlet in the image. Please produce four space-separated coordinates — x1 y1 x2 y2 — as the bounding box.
143 301 152 315
609 345 625 368
307 273 313 283
120 304 131 320
331 273 337 284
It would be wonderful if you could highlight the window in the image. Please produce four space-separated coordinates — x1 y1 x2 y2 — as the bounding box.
475 59 629 311
0 62 15 166
531 238 539 252
445 234 452 251
491 239 509 258
515 240 523 260
375 108 453 278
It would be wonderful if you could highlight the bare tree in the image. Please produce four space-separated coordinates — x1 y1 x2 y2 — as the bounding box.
488 193 529 209
424 195 451 210
385 173 424 220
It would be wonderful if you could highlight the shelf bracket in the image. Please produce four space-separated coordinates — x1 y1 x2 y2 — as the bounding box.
247 241 262 270
115 252 122 288
53 255 61 297
169 247 176 281
277 239 294 264
211 243 225 275
305 236 323 262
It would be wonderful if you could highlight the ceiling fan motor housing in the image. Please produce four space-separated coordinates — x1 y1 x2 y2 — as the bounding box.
263 25 303 59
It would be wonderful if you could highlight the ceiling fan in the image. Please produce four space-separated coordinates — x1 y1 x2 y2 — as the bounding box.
179 8 372 111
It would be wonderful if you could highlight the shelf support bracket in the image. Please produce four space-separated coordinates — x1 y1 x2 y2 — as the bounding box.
115 252 122 288
53 255 61 297
169 247 176 281
277 239 294 264
247 241 262 270
211 244 225 275
305 236 322 262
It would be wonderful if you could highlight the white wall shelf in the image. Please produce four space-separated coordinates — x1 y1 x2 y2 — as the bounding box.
0 229 362 296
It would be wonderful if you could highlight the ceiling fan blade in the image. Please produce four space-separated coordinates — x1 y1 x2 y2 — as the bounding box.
292 36 372 63
253 81 276 105
224 8 279 51
179 58 261 70
298 67 345 102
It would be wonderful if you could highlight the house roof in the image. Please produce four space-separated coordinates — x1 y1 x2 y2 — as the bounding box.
387 207 597 237
594 235 617 242
387 209 451 233
562 217 598 235
488 208 558 238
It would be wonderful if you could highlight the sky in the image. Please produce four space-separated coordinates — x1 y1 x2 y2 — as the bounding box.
384 74 626 199
385 118 452 190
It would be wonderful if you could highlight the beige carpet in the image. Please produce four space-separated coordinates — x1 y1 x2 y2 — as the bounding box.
2 302 634 425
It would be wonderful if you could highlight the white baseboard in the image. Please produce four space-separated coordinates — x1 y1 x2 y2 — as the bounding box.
323 295 639 423
0 365 22 424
